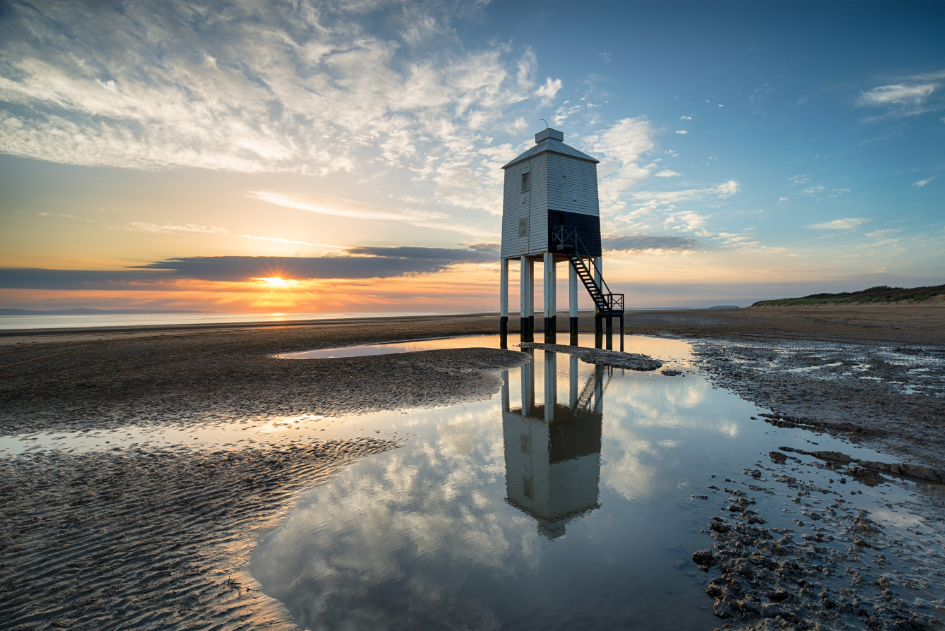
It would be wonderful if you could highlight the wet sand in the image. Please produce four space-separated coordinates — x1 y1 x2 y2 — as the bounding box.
1 307 943 630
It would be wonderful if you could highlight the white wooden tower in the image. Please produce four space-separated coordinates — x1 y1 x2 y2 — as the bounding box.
499 128 624 348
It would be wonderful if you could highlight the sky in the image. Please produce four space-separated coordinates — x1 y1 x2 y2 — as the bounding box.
0 0 943 313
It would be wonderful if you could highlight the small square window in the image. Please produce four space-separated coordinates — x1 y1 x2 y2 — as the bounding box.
519 218 528 237
521 172 530 192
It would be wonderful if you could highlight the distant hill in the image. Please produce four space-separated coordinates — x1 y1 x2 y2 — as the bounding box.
751 284 945 307
0 308 207 316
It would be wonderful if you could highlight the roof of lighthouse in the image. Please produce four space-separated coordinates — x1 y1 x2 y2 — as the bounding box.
501 128 599 169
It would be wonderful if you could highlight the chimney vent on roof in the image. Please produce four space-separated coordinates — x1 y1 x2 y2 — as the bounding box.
535 128 564 143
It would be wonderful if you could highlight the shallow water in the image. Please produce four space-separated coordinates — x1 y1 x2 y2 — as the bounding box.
4 334 940 628
248 342 939 631
0 334 690 456
275 332 690 360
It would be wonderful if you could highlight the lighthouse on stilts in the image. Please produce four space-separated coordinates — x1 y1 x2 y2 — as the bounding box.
498 127 624 350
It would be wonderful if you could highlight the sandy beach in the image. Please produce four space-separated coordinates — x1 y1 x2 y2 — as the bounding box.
1 307 943 630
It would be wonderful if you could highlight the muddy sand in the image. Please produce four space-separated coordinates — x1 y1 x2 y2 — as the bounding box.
1 307 943 630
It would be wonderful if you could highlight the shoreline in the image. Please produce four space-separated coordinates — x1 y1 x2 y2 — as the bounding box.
2 304 942 346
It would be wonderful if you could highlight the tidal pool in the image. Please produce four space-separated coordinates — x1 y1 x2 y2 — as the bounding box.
249 344 932 630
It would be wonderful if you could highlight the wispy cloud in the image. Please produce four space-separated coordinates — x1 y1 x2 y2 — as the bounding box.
675 130 689 135
856 69 945 120
655 169 680 178
248 191 442 222
801 185 850 198
536 77 563 101
865 229 901 238
126 223 228 236
806 217 870 230
603 234 700 254
914 177 936 187
679 116 691 120
0 0 561 223
632 181 739 205
124 221 336 248
586 117 657 213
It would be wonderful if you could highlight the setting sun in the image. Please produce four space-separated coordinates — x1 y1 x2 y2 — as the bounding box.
259 277 290 287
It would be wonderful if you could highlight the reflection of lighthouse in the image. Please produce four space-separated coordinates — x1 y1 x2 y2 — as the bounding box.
502 352 604 539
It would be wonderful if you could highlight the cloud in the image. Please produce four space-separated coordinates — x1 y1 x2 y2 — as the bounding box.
599 53 612 64
632 181 739 205
126 222 229 236
865 229 901 238
122 221 340 249
604 234 700 254
806 217 870 230
858 84 934 107
679 116 691 120
344 244 497 262
655 169 680 178
0 0 550 221
586 117 657 213
914 177 936 187
675 130 689 135
248 191 442 222
800 185 850 198
778 197 788 202
536 77 563 101
0 247 499 288
553 103 583 126
856 70 945 119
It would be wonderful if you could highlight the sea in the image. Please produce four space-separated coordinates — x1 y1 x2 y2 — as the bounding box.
0 311 474 332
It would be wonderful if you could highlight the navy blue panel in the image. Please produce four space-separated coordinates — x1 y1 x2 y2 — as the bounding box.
547 209 601 257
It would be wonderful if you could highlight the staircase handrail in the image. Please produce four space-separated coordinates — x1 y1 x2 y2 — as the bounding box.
553 225 625 314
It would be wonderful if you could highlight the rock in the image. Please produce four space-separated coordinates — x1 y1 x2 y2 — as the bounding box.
518 343 663 371
713 599 734 619
769 451 788 464
693 549 716 570
661 369 682 376
809 450 852 464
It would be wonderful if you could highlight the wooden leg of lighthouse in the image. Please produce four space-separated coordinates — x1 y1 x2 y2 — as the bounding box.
620 314 625 352
568 261 578 346
526 258 535 341
594 256 603 348
500 258 508 349
519 255 528 342
605 315 613 350
550 256 556 342
543 253 556 343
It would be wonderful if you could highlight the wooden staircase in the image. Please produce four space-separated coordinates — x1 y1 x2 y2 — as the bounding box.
552 227 624 316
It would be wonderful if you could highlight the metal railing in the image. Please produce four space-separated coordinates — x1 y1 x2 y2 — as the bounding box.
553 225 624 313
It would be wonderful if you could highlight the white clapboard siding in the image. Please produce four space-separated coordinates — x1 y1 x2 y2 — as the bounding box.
501 152 550 259
546 153 599 217
501 130 600 260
